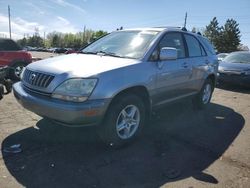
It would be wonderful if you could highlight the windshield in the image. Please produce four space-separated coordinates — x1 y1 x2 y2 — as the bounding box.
224 52 250 64
82 30 159 59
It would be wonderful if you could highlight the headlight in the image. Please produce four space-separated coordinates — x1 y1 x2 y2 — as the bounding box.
52 78 98 102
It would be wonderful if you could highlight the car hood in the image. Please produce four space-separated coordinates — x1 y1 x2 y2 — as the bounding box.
27 54 140 77
218 61 250 72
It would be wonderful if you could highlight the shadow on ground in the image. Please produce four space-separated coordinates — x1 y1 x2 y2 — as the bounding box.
1 101 245 188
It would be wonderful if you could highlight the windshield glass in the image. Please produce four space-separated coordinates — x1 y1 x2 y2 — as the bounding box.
217 53 228 58
82 30 159 59
224 52 250 64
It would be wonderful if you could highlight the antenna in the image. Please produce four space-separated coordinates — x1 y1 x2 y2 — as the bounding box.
184 12 187 28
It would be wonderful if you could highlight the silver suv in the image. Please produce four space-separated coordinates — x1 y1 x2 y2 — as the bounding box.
13 27 218 147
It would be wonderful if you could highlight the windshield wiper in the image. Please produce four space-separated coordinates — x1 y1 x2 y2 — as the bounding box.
79 51 96 54
80 50 130 58
95 51 124 58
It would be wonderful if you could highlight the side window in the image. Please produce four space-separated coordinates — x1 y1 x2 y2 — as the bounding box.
197 35 216 55
159 33 186 59
184 34 203 57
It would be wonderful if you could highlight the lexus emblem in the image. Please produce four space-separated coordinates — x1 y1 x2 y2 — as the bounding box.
29 73 36 81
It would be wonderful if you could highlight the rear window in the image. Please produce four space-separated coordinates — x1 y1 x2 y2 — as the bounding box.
196 35 216 55
0 39 21 51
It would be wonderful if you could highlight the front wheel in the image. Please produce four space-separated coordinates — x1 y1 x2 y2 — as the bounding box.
193 79 214 109
99 94 145 148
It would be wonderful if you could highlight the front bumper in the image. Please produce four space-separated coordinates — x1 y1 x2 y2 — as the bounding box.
13 82 111 127
217 72 250 87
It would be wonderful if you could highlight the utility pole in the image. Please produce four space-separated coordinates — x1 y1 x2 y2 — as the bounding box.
83 25 86 42
44 31 46 47
184 12 187 28
8 5 12 39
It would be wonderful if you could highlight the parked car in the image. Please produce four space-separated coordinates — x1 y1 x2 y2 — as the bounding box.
217 53 229 61
218 51 250 87
65 48 78 54
53 48 68 54
13 27 218 147
23 46 37 51
0 66 12 100
0 38 32 80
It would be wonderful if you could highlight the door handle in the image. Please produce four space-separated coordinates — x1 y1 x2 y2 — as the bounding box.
182 62 188 68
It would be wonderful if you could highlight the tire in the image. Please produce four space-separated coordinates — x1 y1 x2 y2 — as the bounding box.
193 79 214 109
99 94 145 148
10 62 26 81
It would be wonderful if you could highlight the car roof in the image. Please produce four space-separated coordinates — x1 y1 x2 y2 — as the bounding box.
120 26 184 32
120 27 203 37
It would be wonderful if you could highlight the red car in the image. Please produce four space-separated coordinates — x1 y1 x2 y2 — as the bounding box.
0 38 32 80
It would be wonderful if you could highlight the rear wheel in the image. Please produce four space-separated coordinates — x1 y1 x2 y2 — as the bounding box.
10 62 26 81
99 94 145 148
193 79 214 109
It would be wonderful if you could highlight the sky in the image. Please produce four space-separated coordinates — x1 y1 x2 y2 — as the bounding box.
0 0 250 47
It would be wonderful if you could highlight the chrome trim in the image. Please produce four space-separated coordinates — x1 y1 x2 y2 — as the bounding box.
23 69 54 88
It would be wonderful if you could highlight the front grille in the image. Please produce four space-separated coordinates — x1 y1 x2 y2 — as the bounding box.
23 69 54 88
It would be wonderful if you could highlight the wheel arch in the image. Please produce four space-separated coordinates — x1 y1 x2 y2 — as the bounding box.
206 74 216 90
10 59 29 67
106 85 152 119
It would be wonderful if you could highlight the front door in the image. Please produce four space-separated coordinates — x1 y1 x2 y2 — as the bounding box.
154 32 192 106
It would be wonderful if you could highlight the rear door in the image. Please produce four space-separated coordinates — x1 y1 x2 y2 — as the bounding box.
183 34 208 92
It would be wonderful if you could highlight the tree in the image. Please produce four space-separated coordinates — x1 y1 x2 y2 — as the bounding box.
90 30 108 42
204 17 241 53
27 35 44 47
204 17 222 52
16 28 108 49
48 32 61 47
17 37 27 47
222 19 241 52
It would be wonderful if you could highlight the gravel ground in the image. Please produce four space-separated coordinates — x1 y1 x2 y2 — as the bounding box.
0 52 249 187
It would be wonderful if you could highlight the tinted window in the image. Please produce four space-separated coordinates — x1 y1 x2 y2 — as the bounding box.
0 39 21 51
159 33 186 58
197 35 216 55
184 34 203 57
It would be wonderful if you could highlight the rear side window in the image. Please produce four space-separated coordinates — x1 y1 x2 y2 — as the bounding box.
184 34 204 57
197 35 216 55
159 32 186 59
0 39 21 51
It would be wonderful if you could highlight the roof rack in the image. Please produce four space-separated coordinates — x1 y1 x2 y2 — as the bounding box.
153 26 182 29
181 27 187 31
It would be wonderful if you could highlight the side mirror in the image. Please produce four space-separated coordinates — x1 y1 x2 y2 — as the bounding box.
159 47 177 61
